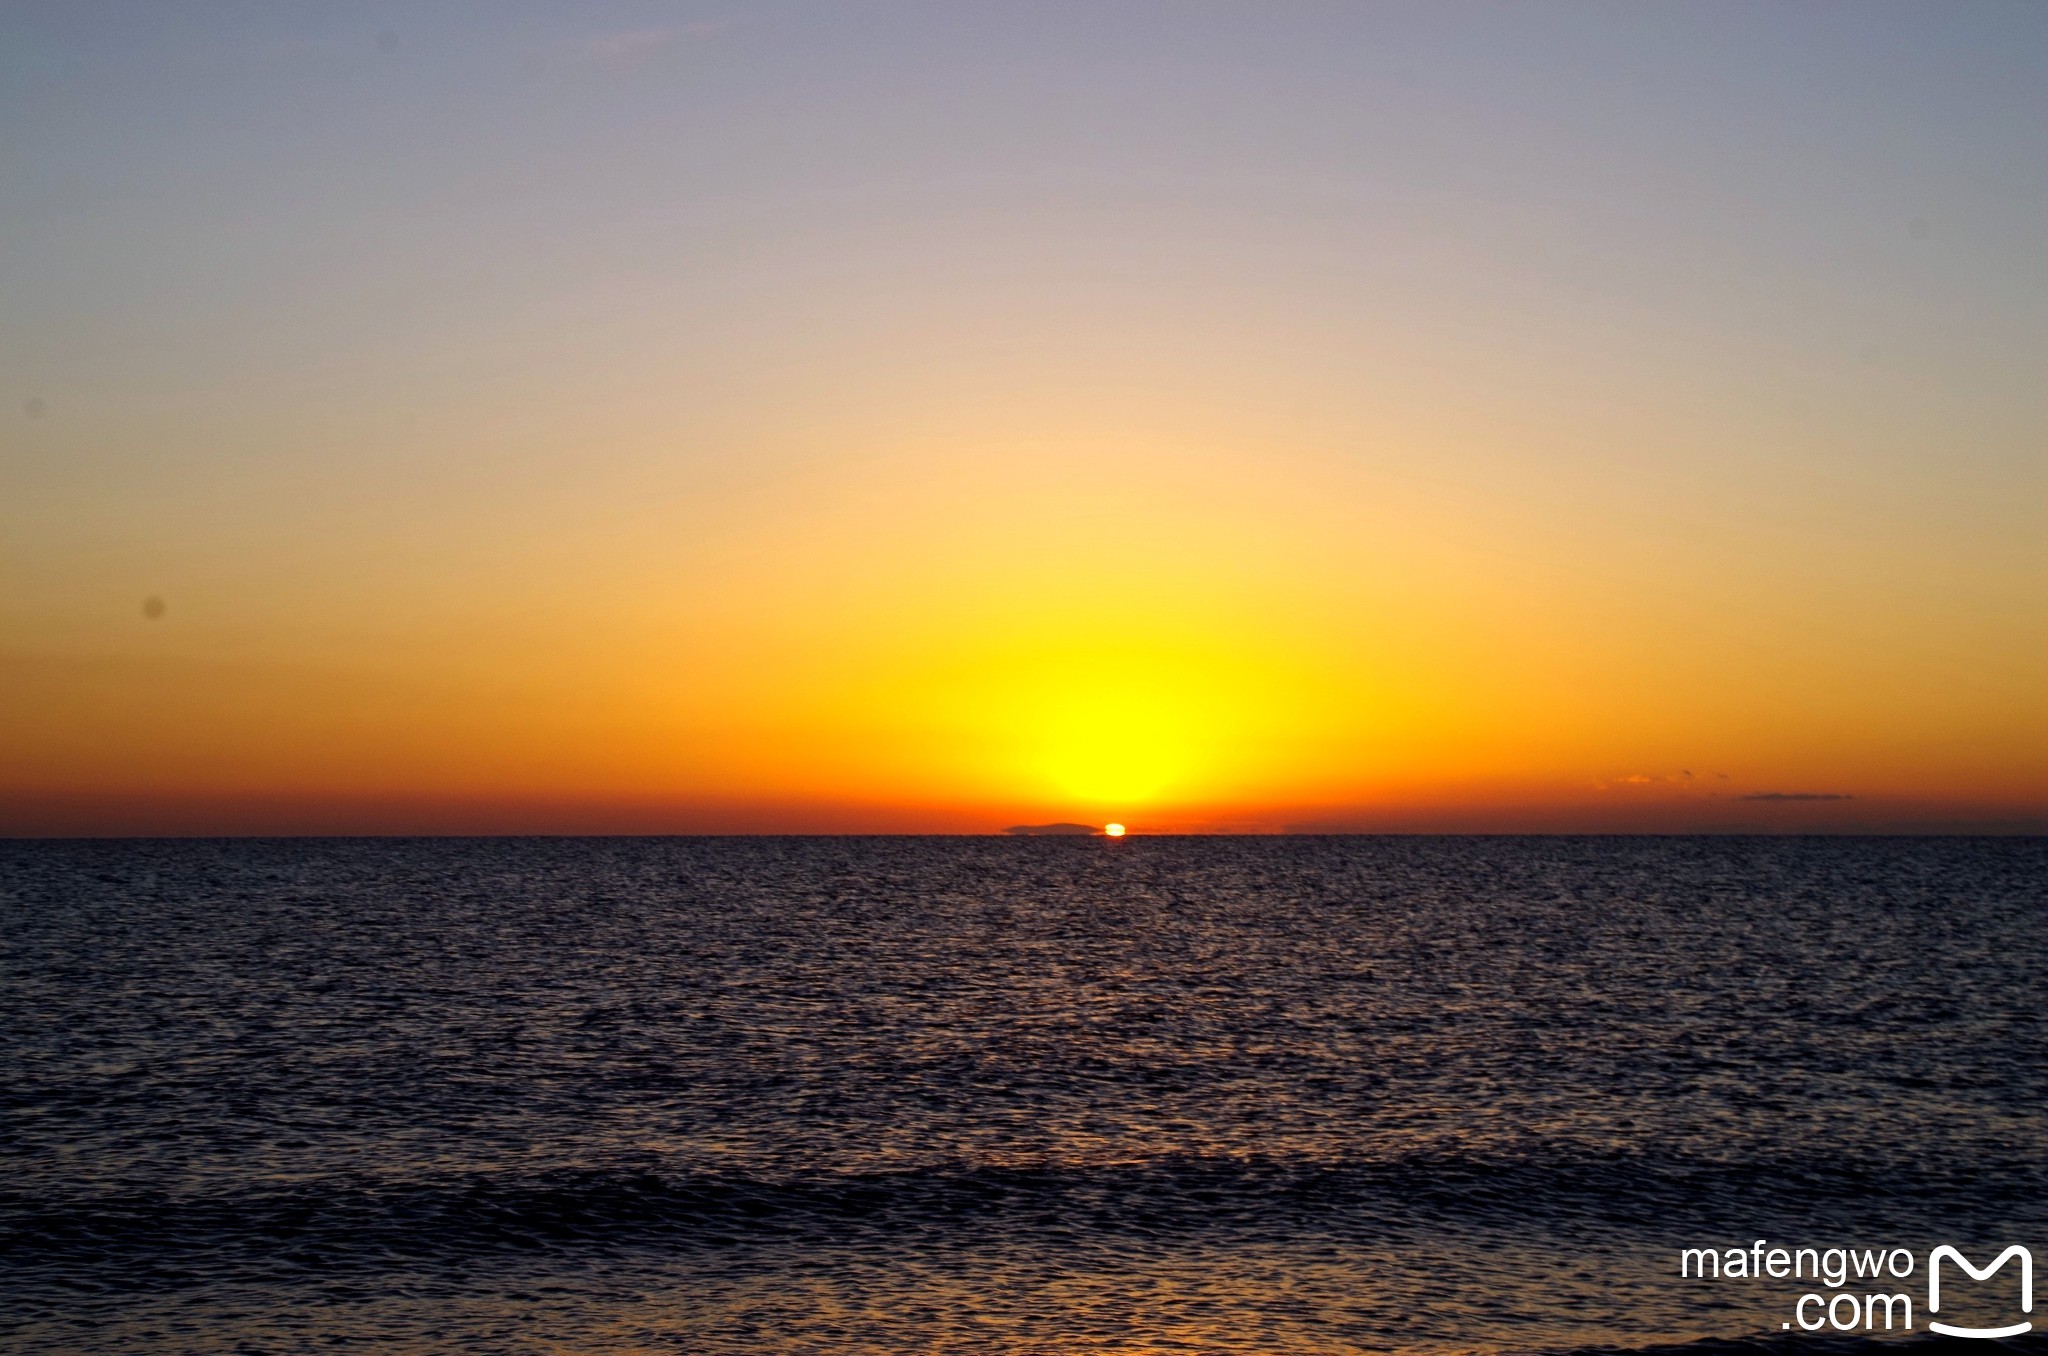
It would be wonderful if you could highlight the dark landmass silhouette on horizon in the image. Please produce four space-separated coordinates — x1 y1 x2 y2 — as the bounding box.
1003 823 1100 836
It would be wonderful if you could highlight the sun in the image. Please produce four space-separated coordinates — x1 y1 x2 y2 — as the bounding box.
1103 823 1126 837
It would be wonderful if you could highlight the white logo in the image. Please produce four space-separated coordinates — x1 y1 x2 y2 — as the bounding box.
1928 1245 2033 1339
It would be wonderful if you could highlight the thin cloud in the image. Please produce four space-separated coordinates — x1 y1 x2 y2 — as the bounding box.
1739 792 1854 802
584 20 734 69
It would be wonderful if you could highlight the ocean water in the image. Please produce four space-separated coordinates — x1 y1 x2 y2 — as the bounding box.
2 835 2043 1355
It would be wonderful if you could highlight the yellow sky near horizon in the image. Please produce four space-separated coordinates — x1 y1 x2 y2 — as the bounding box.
8 416 2041 833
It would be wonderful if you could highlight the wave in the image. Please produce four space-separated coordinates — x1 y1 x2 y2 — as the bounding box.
6 1145 2042 1275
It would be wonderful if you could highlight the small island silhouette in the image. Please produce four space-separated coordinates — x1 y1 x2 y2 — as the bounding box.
1003 823 1100 836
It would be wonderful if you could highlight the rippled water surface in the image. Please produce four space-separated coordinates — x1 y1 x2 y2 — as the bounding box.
3 836 2043 1354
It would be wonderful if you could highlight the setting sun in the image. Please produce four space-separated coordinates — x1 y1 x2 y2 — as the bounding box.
1103 823 1126 838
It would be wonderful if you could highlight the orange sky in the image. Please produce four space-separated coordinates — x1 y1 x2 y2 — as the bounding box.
3 4 2043 835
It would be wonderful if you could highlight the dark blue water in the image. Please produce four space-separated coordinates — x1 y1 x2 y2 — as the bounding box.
3 836 2043 1354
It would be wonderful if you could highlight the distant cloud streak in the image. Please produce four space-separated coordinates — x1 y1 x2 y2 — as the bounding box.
1739 792 1855 802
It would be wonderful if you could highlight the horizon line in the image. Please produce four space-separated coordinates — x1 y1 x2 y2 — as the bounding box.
6 828 2045 842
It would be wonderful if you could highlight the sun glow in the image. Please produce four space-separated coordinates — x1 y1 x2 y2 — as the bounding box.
1032 699 1188 804
941 635 1302 809
1103 822 1126 837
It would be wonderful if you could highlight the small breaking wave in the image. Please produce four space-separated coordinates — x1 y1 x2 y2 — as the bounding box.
6 1143 2040 1276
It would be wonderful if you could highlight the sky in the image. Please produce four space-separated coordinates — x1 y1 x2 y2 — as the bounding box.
2 0 2043 835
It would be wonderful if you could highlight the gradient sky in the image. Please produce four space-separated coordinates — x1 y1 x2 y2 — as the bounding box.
3 1 2043 835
